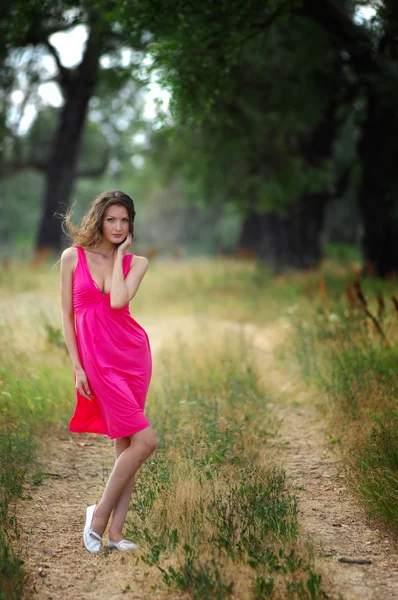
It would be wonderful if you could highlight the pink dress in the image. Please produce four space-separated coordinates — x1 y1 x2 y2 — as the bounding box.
68 246 152 440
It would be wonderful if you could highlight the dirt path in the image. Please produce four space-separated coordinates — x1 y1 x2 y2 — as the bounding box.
10 316 398 599
11 316 199 600
226 319 398 600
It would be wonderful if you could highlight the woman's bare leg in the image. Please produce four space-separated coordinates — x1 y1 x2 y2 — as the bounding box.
108 436 136 542
89 426 156 541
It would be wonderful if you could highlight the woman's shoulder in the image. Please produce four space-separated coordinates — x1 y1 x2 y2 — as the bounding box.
61 246 79 270
130 254 149 266
128 254 149 272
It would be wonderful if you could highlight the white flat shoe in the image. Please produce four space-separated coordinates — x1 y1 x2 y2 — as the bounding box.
106 537 137 551
83 504 102 552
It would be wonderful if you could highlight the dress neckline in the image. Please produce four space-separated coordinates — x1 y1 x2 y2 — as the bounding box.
80 246 117 296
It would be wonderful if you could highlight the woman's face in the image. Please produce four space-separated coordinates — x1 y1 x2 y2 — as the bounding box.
102 204 130 244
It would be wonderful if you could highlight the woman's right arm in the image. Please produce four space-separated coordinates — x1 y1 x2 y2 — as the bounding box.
60 248 94 400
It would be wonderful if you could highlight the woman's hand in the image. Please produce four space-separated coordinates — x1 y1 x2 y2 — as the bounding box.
117 232 132 256
75 368 95 401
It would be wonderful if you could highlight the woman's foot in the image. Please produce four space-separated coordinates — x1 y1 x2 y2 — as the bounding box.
106 537 137 551
83 504 102 552
108 529 126 543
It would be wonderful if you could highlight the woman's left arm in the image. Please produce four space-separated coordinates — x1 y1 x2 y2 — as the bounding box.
110 234 149 309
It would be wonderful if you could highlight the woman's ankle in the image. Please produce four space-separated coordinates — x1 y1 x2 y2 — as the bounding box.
108 528 124 542
91 505 108 537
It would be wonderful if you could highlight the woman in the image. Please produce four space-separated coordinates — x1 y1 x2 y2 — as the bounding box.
59 190 157 553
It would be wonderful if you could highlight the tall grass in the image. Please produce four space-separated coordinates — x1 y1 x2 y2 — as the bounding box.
290 276 398 530
0 256 326 599
0 298 73 598
1 255 302 322
125 330 328 598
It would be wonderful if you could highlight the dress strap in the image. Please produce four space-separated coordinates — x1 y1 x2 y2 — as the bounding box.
76 246 87 271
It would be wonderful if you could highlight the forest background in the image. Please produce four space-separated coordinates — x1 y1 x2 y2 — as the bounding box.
1 0 395 275
4 2 398 598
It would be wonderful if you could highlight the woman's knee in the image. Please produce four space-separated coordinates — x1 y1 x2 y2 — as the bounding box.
132 428 157 456
143 429 157 455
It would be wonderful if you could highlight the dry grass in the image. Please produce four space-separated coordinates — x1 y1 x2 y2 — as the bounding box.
0 257 331 599
288 274 398 532
121 330 327 598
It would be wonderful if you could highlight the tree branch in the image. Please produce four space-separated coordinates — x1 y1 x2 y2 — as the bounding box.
44 40 71 90
299 0 381 80
21 17 83 47
0 157 48 177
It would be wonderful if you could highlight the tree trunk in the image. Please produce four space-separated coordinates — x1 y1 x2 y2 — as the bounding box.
357 94 398 277
238 95 340 272
238 192 327 272
35 18 105 255
300 0 398 277
238 209 265 252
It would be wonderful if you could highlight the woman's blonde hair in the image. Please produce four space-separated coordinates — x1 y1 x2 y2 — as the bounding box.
61 190 136 248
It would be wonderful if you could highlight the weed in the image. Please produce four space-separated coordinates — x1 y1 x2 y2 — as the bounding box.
286 568 328 599
206 469 298 562
0 258 327 597
291 277 398 531
159 544 234 599
254 575 275 598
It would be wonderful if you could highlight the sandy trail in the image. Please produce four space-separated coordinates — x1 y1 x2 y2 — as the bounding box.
226 319 398 600
10 315 199 600
10 315 398 599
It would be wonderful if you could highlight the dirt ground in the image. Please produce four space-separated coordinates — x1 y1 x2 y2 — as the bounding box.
9 316 398 599
226 319 398 600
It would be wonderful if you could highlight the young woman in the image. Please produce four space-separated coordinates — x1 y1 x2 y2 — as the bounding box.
60 190 157 553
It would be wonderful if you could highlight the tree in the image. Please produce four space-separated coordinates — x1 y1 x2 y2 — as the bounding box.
288 0 398 276
0 1 148 254
0 104 113 251
128 4 351 270
120 0 398 275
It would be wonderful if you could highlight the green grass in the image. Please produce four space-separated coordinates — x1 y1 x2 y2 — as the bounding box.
0 426 33 600
123 331 327 598
0 255 333 598
289 276 398 531
0 294 78 598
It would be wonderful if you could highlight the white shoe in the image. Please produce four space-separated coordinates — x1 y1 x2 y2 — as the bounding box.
106 537 137 551
83 504 102 552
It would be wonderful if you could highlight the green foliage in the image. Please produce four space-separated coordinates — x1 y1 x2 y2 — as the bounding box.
287 569 328 600
355 418 398 526
0 534 26 600
289 279 398 531
324 243 362 264
0 170 44 254
254 575 275 599
140 8 346 220
0 426 33 600
43 322 66 350
159 544 234 599
122 331 325 596
206 470 298 562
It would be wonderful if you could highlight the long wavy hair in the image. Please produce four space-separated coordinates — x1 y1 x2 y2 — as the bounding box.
61 190 136 249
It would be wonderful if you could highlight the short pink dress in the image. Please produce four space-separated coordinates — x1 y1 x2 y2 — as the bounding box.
68 246 152 440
